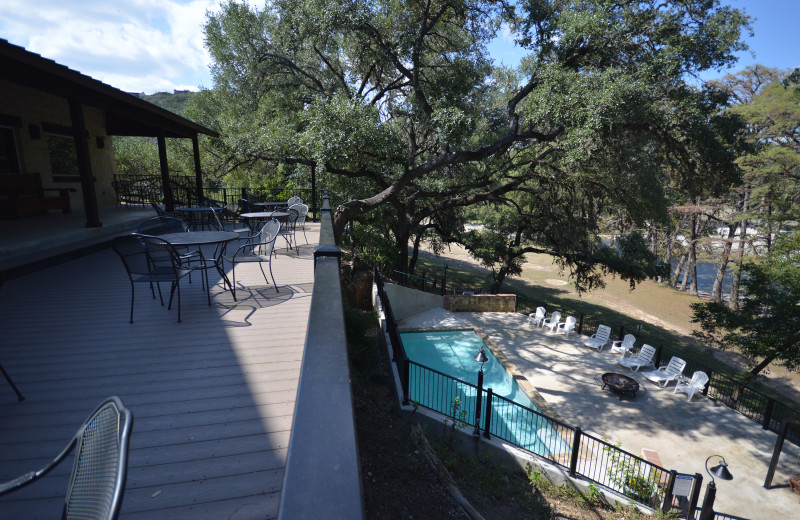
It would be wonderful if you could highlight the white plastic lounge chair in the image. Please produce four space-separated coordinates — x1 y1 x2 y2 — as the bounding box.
674 371 709 402
542 311 561 332
642 356 687 387
556 316 577 338
527 307 546 327
583 324 611 351
610 334 636 358
617 344 656 372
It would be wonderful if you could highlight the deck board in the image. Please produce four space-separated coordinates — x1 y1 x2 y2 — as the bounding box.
0 224 319 519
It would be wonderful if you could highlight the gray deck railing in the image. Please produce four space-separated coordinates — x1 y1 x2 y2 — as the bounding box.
278 190 364 520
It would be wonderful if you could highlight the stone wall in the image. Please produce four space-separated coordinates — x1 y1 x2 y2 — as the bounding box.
444 294 516 312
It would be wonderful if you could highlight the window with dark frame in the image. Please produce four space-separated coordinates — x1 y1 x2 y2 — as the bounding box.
0 126 21 174
46 132 80 178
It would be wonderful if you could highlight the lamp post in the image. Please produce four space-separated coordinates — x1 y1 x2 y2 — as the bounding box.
473 346 488 439
699 455 733 520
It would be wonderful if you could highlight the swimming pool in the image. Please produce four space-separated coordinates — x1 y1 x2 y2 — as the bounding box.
400 329 570 457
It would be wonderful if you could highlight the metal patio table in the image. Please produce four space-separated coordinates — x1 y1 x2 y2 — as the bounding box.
174 206 224 230
159 230 239 294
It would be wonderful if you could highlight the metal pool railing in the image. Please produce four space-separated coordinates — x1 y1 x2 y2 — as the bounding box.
375 267 751 518
407 360 675 510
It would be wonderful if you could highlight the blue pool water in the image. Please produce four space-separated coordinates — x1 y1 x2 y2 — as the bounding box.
400 329 570 457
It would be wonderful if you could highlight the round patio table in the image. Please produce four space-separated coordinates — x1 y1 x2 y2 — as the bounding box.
159 231 239 294
601 372 640 399
239 211 289 231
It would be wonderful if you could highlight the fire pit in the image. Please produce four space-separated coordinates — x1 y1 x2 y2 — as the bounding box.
601 372 640 399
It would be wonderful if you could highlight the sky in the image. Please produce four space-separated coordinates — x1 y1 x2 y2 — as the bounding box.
0 0 797 95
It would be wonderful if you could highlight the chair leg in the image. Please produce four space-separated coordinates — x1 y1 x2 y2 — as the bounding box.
229 262 237 301
269 257 279 292
0 363 24 401
203 263 211 306
129 282 136 324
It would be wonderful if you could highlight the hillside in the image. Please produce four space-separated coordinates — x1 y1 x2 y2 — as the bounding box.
138 90 196 116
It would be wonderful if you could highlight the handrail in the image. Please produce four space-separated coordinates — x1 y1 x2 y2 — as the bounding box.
278 189 364 520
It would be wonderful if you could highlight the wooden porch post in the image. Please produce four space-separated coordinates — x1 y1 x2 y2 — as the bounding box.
157 131 174 212
68 99 101 227
192 133 203 203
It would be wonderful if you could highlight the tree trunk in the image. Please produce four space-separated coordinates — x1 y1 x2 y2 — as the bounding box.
731 353 779 405
408 228 425 274
490 227 523 294
688 213 699 296
666 217 686 287
490 266 509 294
710 223 737 302
395 212 412 277
674 252 688 289
729 190 750 310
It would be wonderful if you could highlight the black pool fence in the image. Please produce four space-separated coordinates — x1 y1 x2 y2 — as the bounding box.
374 265 739 517
532 306 800 447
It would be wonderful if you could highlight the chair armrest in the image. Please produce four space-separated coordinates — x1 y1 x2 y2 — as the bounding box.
0 470 38 496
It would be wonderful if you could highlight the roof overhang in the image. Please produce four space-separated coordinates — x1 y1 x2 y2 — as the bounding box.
0 38 219 139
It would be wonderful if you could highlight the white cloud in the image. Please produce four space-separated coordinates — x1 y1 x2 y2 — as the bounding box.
0 0 226 94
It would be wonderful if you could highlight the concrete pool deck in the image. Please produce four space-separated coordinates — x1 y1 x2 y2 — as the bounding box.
398 308 800 519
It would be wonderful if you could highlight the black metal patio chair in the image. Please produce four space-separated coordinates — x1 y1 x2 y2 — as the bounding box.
289 203 309 246
112 234 198 323
223 219 281 300
0 396 133 520
276 208 299 254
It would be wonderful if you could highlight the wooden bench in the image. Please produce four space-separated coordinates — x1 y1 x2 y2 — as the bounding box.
0 174 73 219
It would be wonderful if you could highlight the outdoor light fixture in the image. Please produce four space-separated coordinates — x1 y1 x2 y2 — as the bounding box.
474 346 488 367
473 346 489 440
699 455 733 520
706 455 733 484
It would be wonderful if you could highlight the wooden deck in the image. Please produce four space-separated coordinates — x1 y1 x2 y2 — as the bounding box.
0 224 319 519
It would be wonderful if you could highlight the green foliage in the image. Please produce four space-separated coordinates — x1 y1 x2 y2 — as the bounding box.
196 0 751 280
691 230 800 379
442 396 469 444
603 443 660 504
139 91 195 115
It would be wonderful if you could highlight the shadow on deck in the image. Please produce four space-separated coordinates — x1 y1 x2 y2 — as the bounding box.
0 223 320 519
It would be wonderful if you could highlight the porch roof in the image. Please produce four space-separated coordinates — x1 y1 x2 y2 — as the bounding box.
0 38 219 139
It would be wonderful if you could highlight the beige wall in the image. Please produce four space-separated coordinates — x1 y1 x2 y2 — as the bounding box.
0 80 118 209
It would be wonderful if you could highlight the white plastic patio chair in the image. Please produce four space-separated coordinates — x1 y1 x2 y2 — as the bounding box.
583 324 611 351
527 307 546 327
541 311 561 332
642 356 687 387
610 334 637 359
674 371 709 402
556 316 577 338
617 344 656 372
